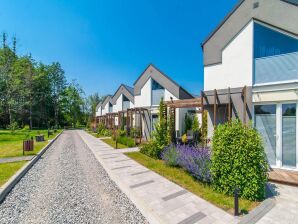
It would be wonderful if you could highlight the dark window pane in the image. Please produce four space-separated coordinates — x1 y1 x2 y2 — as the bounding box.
255 105 276 115
152 79 164 90
282 104 296 116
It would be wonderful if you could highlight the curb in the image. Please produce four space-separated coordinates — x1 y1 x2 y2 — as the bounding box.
0 131 63 203
79 131 164 224
239 184 277 224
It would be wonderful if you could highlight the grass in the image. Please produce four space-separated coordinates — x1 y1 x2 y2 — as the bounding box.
0 161 27 186
102 138 127 149
125 151 259 214
0 129 62 158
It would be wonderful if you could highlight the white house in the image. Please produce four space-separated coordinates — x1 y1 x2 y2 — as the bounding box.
112 84 134 112
133 64 195 140
202 0 298 171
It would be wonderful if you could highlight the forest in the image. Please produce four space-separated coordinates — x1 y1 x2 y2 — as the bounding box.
0 33 104 130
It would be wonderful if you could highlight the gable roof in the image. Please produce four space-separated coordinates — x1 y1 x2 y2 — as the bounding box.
101 95 113 108
201 0 298 66
133 64 194 100
112 84 135 104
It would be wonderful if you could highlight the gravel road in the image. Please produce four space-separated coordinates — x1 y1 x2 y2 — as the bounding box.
0 130 148 224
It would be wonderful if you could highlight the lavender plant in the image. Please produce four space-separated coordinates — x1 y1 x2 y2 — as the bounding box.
161 144 212 183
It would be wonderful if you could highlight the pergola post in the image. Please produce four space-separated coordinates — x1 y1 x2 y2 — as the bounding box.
242 85 247 124
214 89 217 129
228 87 231 123
139 108 142 144
200 91 205 146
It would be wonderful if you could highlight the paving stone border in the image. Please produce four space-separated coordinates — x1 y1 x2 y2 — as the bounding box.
0 131 63 203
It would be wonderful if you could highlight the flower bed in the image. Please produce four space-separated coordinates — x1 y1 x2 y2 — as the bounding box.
161 144 211 183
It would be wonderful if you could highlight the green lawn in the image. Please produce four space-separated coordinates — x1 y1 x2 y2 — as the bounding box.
0 161 27 186
125 152 259 214
0 129 62 158
102 138 127 149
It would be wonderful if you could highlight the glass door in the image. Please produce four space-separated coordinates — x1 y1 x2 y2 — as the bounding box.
282 103 296 168
255 105 277 166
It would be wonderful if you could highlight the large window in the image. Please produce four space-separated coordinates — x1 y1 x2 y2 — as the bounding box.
151 79 165 105
255 105 277 166
108 102 113 113
122 95 130 111
254 23 298 85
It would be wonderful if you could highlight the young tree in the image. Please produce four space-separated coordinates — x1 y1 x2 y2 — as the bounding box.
152 98 169 150
48 62 66 128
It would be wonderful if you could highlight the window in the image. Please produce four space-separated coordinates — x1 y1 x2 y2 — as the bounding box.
109 102 113 113
151 79 165 105
253 23 298 85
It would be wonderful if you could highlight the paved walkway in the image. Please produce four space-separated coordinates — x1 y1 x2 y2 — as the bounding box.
255 183 298 224
0 155 34 164
79 130 237 224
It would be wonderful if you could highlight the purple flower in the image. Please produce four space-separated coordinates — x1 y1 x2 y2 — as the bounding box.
162 144 212 182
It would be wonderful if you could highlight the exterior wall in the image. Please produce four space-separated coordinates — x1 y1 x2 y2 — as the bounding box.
102 104 110 115
135 78 152 108
95 106 102 117
113 94 123 112
204 21 254 91
203 0 298 66
253 82 298 103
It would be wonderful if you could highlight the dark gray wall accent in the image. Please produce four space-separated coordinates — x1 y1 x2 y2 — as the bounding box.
134 64 193 99
202 0 298 66
112 84 135 104
203 86 253 126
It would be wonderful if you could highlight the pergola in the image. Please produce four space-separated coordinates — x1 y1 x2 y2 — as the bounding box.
202 86 248 128
126 107 151 143
96 107 151 144
165 97 203 143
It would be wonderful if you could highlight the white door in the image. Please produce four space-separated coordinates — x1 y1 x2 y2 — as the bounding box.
254 103 298 170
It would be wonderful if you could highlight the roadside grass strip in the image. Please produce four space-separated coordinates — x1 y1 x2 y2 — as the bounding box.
101 138 127 149
0 161 27 186
125 151 259 214
0 129 62 158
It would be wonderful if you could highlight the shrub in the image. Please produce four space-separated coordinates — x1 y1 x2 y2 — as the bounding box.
161 144 211 182
211 120 268 201
8 122 19 133
140 141 160 159
177 145 211 182
117 136 136 147
161 144 180 166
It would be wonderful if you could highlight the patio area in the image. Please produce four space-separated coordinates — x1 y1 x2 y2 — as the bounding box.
269 169 298 187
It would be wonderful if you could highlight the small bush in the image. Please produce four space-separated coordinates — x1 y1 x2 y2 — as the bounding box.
161 144 180 166
117 136 136 148
177 145 211 182
140 141 160 159
211 120 268 201
8 122 19 133
161 144 211 182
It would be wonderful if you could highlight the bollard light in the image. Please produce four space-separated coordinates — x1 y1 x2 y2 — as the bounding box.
234 186 239 216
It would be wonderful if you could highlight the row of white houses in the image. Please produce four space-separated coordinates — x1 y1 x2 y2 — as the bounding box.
96 0 298 172
95 64 199 142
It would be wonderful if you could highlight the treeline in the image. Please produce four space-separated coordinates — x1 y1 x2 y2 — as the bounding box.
0 33 103 129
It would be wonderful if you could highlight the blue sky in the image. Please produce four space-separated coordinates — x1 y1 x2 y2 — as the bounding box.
0 0 237 96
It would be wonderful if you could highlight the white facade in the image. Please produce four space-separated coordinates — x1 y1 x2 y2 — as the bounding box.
95 106 102 117
204 21 254 91
204 18 298 171
113 94 123 113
